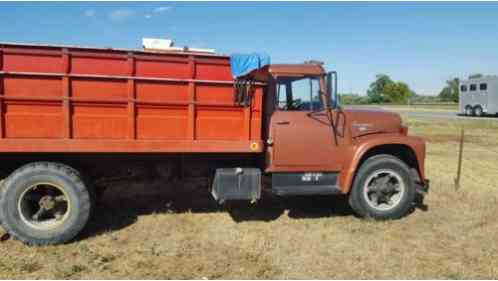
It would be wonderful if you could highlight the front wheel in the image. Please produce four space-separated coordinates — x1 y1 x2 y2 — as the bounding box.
0 162 92 246
349 155 416 220
464 106 474 116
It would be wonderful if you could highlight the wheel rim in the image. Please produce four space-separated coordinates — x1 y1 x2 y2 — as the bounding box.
362 169 406 211
18 182 71 230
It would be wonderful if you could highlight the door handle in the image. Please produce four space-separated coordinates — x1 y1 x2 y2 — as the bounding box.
276 121 290 125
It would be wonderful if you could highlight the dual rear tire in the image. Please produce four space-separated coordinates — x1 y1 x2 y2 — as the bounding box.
464 106 474 116
474 106 484 117
464 105 485 117
0 162 92 246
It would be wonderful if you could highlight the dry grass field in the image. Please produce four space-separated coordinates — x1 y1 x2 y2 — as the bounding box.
388 103 459 111
1 113 498 279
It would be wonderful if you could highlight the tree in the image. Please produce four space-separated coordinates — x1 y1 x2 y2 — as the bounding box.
384 82 414 103
367 74 393 103
410 93 440 104
367 74 414 104
439 78 459 102
339 93 370 105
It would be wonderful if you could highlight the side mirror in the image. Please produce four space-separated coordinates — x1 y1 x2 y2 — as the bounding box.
326 71 338 108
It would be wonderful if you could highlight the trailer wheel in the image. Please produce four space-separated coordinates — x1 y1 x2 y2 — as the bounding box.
464 106 474 116
349 154 416 220
474 105 484 117
0 162 92 246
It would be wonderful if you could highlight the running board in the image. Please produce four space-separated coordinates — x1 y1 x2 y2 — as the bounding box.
270 185 342 196
269 172 342 196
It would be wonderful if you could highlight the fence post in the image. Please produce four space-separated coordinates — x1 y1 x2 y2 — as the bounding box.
454 128 465 190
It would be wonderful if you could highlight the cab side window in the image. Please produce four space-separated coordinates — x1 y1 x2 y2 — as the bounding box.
460 85 467 92
276 77 322 111
470 84 477 91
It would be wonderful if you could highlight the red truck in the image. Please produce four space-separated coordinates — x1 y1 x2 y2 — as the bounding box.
0 42 428 245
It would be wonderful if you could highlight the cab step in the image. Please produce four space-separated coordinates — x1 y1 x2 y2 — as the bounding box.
270 172 342 196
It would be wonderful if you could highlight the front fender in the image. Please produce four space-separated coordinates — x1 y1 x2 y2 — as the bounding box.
339 133 426 193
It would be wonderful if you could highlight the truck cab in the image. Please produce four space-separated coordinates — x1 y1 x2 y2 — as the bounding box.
215 59 428 220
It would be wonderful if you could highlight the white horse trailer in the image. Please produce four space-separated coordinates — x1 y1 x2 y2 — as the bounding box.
459 76 498 116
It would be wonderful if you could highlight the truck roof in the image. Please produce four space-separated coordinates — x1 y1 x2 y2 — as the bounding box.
461 75 498 84
269 63 325 77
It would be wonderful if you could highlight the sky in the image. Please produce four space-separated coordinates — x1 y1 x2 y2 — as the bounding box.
1 2 498 96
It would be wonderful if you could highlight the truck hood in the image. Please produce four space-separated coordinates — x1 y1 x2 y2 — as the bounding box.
342 108 402 138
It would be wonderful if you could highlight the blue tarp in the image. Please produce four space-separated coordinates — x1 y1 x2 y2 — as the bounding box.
230 53 271 78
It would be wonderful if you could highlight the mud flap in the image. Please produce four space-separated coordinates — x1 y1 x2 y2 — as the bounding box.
211 168 261 204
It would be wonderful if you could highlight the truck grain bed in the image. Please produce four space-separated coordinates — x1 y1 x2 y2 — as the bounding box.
0 43 264 153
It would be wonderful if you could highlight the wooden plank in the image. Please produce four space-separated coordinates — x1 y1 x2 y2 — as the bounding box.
0 49 3 138
2 47 61 57
242 84 254 140
187 56 196 140
0 139 263 153
0 42 230 59
189 55 196 78
134 54 190 63
243 106 251 140
0 94 241 107
62 78 70 139
187 83 195 140
1 48 226 62
195 57 230 66
62 49 70 73
0 71 260 86
70 51 128 60
62 49 71 139
127 53 136 139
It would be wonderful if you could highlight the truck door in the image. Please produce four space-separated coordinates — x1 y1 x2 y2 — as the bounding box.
269 76 344 172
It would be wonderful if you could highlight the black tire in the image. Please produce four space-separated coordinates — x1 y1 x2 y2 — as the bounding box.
349 154 416 220
0 162 92 246
465 106 474 116
474 105 484 117
93 184 107 203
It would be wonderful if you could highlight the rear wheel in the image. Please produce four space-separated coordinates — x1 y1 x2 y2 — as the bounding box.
474 105 484 117
0 162 92 246
349 155 416 220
